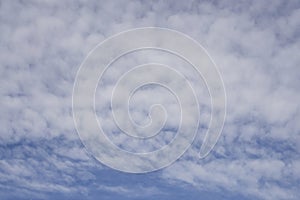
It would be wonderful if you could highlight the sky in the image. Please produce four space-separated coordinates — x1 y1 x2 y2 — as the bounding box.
1 0 300 199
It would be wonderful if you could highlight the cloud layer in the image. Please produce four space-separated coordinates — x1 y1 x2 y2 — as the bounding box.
1 0 299 199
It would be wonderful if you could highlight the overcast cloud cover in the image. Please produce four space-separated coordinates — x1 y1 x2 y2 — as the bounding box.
1 0 300 199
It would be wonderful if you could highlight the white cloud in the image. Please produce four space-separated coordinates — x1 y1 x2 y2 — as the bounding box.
0 0 299 199
98 185 163 197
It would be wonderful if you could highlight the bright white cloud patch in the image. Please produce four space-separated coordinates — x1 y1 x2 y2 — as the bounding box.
0 0 299 199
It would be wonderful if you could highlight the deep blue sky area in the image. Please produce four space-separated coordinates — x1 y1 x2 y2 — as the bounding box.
1 0 300 200
1 163 255 200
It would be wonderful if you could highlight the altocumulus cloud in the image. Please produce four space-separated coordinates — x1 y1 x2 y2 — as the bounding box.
0 0 300 200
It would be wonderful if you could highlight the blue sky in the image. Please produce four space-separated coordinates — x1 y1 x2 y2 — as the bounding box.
1 0 300 199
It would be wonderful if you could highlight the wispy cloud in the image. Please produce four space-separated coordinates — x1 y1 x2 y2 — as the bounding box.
98 185 163 197
0 0 299 199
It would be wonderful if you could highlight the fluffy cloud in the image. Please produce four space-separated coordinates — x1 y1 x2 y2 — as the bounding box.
1 0 299 199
